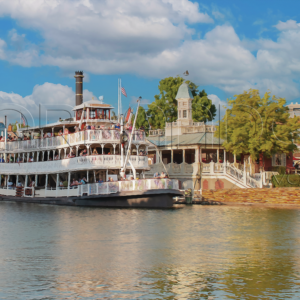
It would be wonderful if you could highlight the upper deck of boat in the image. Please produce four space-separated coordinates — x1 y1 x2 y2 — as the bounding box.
0 129 147 153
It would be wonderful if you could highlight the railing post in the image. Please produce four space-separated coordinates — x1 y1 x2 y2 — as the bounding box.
243 162 247 186
67 171 70 197
107 182 109 194
260 170 263 188
210 161 214 174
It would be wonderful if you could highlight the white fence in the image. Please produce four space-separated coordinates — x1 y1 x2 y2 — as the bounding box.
226 164 244 181
0 179 179 198
78 179 179 196
0 129 146 152
0 155 148 175
201 161 262 188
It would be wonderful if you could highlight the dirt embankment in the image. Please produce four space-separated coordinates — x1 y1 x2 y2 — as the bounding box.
200 188 300 207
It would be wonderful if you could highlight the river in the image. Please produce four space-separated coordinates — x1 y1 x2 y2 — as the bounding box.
0 202 300 299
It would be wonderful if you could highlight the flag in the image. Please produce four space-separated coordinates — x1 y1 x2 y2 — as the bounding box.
121 87 127 97
21 114 26 127
125 108 132 123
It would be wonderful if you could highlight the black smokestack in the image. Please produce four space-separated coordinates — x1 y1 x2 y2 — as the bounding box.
74 71 84 106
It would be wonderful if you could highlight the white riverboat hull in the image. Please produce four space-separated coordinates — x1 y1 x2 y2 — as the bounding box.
0 189 182 208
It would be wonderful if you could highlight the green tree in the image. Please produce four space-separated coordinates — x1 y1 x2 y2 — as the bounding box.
135 107 150 133
215 89 300 159
142 76 216 130
111 111 118 121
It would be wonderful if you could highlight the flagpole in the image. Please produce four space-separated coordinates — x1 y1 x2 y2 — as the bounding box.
118 78 120 120
120 78 122 116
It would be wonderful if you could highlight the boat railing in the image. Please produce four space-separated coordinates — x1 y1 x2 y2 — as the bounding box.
77 178 180 197
0 129 146 151
0 178 179 198
0 155 149 175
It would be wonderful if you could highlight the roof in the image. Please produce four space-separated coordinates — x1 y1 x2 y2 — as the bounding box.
0 122 5 129
73 99 114 110
175 82 194 100
19 119 78 131
147 132 224 147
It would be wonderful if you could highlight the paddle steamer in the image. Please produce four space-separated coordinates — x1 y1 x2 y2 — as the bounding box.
0 72 180 207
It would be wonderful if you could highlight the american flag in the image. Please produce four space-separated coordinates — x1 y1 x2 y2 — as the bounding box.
121 87 127 97
21 114 26 126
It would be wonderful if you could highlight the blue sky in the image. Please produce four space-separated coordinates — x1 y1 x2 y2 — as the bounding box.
0 0 300 126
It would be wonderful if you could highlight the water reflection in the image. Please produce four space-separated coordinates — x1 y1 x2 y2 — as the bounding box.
0 203 300 299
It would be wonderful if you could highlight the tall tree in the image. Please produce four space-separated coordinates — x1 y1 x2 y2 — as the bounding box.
215 89 300 159
139 76 216 130
135 106 149 133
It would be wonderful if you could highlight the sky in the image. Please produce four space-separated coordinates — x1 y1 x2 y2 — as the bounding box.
0 0 300 126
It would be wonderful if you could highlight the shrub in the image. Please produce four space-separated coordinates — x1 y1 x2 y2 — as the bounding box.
270 166 286 175
271 174 300 187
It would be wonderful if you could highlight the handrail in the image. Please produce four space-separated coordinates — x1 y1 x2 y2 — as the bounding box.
0 129 146 152
0 178 179 198
0 155 149 175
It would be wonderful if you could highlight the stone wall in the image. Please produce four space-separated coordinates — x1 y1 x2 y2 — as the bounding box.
201 188 300 205
201 178 241 190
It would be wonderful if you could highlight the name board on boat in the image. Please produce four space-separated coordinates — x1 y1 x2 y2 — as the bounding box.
90 104 111 107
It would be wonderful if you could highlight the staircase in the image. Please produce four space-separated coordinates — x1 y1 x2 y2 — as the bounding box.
145 161 270 189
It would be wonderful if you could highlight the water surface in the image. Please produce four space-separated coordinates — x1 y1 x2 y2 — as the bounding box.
0 203 300 299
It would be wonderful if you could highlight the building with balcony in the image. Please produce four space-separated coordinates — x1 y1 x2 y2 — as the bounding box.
145 82 292 190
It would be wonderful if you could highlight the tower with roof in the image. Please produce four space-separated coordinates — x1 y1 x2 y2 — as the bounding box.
175 82 193 126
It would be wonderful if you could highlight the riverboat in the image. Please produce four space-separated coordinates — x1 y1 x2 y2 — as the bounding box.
0 72 181 208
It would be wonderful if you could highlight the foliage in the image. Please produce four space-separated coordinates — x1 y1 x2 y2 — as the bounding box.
270 166 287 175
135 107 149 133
271 174 300 187
111 111 118 121
184 188 192 196
138 76 216 130
215 89 300 160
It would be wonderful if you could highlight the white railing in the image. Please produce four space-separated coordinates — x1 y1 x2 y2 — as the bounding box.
0 179 179 198
226 164 244 181
0 155 149 175
78 178 179 197
148 129 165 137
246 176 260 188
0 129 145 152
0 188 16 196
214 163 224 173
202 163 210 173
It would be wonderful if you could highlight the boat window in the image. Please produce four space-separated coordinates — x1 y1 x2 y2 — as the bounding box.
97 109 103 119
90 109 95 119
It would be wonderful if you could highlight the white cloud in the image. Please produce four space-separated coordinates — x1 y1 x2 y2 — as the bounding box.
208 94 227 119
130 96 150 106
212 10 225 20
0 38 6 60
1 2 300 102
0 83 96 126
274 20 300 31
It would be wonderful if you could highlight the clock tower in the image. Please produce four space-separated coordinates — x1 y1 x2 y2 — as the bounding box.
175 82 193 126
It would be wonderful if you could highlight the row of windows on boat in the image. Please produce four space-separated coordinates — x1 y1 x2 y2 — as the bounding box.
0 145 148 163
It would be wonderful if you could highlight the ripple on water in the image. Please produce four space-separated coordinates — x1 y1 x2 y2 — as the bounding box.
0 203 299 299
